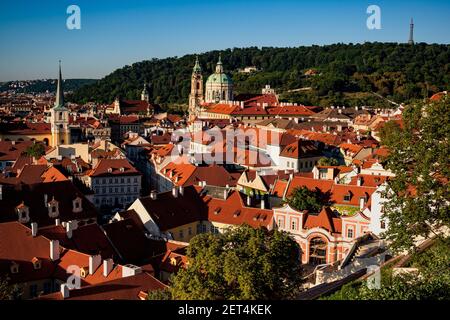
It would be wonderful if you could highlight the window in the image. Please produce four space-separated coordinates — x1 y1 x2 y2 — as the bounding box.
343 193 351 202
347 228 354 238
291 219 297 231
277 217 285 229
179 230 184 239
188 227 192 236
43 282 52 294
30 284 38 298
380 220 386 229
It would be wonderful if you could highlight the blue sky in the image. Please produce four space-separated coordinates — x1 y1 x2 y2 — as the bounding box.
0 0 449 81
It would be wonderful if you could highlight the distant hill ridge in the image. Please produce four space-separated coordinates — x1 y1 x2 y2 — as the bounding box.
69 43 450 108
0 79 97 94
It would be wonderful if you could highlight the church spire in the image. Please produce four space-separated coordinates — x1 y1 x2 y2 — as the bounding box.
193 55 201 73
408 18 414 45
54 60 65 108
215 53 223 73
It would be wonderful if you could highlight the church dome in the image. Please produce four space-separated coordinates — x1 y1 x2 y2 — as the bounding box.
206 72 232 85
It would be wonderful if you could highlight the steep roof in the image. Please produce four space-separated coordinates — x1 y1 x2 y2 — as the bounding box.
38 272 166 300
89 158 140 177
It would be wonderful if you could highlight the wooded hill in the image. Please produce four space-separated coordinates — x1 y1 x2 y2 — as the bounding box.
69 43 450 109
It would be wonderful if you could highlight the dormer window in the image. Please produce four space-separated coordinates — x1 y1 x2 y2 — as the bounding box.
10 262 19 274
119 167 125 172
32 257 41 270
343 192 352 202
80 267 88 278
48 198 59 218
107 168 113 173
16 202 30 223
72 197 82 213
170 257 178 266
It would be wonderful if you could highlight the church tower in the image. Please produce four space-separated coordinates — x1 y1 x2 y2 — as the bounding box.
189 56 203 121
141 81 150 102
50 61 70 146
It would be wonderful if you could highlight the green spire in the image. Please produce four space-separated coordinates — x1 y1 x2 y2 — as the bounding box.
54 60 65 109
193 55 201 73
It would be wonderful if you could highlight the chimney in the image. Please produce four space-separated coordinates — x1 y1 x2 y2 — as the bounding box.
50 240 60 261
246 195 251 207
103 259 114 277
122 264 142 278
172 187 178 198
31 222 38 237
261 199 265 209
66 222 73 239
55 218 61 226
150 190 157 200
357 177 363 186
359 197 366 210
44 194 48 207
89 255 102 275
223 189 228 200
60 284 69 299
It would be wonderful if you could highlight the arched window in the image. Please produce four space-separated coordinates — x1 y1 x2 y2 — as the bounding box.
309 237 327 265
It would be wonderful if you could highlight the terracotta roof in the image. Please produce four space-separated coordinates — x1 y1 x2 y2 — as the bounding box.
280 139 320 159
303 207 342 234
89 159 140 177
0 180 98 227
38 223 117 260
203 190 273 229
39 272 166 300
138 186 207 231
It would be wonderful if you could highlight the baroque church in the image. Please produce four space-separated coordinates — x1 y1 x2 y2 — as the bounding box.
188 54 233 120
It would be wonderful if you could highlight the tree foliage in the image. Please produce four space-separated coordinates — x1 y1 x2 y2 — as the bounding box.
322 237 450 300
161 225 303 300
380 97 450 252
24 143 46 158
69 43 450 109
317 157 339 166
287 186 324 212
0 276 21 300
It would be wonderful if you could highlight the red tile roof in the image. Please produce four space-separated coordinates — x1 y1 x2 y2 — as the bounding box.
39 272 166 300
89 159 140 177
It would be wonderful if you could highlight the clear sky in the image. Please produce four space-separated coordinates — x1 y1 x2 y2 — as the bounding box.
0 0 449 81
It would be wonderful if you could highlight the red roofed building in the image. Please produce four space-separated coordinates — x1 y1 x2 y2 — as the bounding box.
128 185 273 243
0 221 132 299
86 158 142 209
273 203 370 265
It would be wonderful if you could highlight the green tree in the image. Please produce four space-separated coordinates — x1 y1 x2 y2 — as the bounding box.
24 143 46 158
287 186 324 212
164 225 302 300
322 238 450 300
380 98 450 252
317 157 339 166
0 276 21 300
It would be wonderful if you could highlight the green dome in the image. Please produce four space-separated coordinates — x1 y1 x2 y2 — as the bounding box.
206 73 232 84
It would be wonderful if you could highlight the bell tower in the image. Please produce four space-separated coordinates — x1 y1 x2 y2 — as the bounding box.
50 61 70 146
189 56 203 121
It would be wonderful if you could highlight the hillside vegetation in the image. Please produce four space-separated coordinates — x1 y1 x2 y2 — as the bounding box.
69 43 450 108
0 79 97 94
